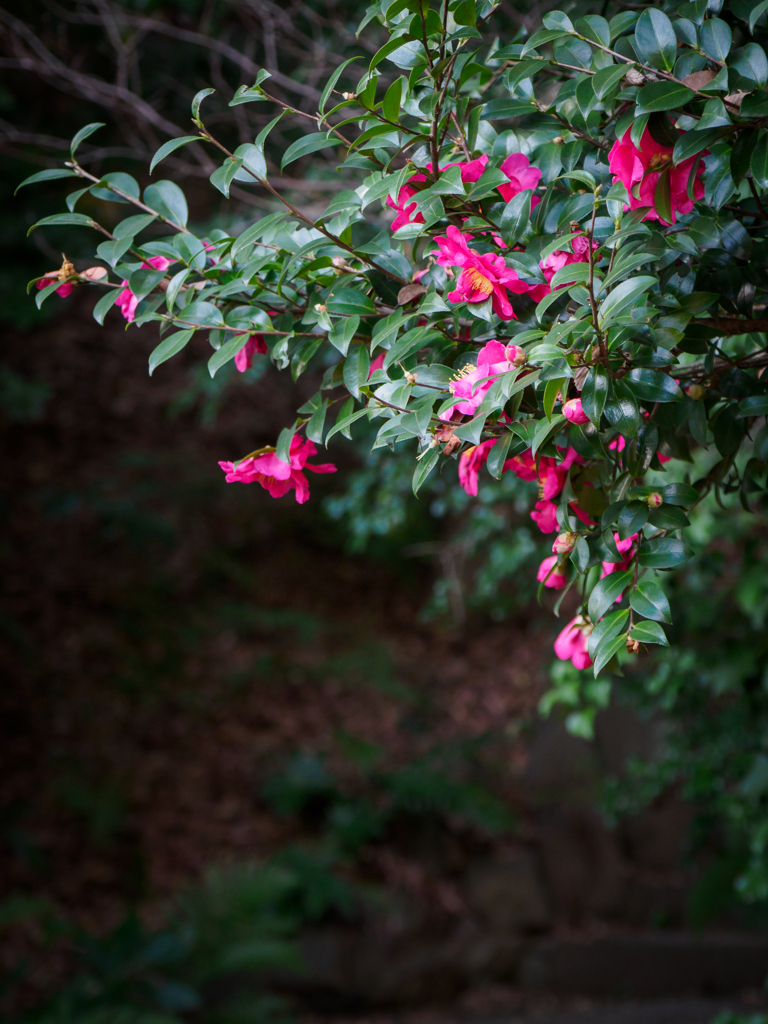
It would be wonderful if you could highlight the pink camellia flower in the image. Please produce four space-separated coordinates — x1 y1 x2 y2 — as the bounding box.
533 235 599 303
563 398 589 424
219 436 336 504
458 438 497 496
497 153 542 206
569 502 597 527
117 256 176 323
234 334 267 372
531 498 558 533
446 340 521 418
432 226 531 320
554 614 593 670
537 554 568 589
37 272 73 298
601 532 638 578
387 155 489 232
608 127 706 227
504 450 564 500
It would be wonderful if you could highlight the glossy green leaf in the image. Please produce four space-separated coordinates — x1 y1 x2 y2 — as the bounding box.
281 133 339 170
636 81 694 114
624 369 683 402
15 168 78 194
628 620 669 645
144 180 188 227
700 17 732 60
71 122 105 158
588 570 634 624
149 329 195 375
149 136 200 174
412 445 440 496
581 366 612 425
633 8 677 71
630 579 671 622
638 537 690 568
588 607 630 661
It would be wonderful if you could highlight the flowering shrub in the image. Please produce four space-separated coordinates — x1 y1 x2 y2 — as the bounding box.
18 0 768 677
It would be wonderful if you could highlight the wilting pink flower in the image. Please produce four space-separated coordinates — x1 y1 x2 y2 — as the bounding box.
446 340 522 418
554 615 593 670
219 436 336 504
234 334 267 372
458 439 496 496
537 555 568 589
497 153 542 206
37 272 73 298
432 226 530 320
563 398 589 424
531 498 558 533
601 532 638 579
387 156 489 232
117 256 176 323
608 127 706 227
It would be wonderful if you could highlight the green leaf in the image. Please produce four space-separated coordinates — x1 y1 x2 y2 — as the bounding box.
751 0 768 34
633 8 677 71
327 288 376 316
661 482 698 505
636 81 694 114
15 168 78 194
326 404 369 442
751 132 768 189
700 17 732 61
618 499 649 540
306 399 328 444
521 28 570 55
479 98 537 120
593 632 628 677
543 378 566 421
191 88 215 120
673 127 727 166
628 620 669 645
92 288 120 325
654 169 673 226
412 445 440 496
96 238 132 268
731 44 768 88
453 414 488 446
281 133 338 170
499 189 532 246
166 268 191 311
592 64 629 100
370 34 419 72
648 504 691 530
207 332 248 377
738 394 768 417
630 580 671 622
604 379 641 440
598 276 656 327
71 122 105 158
209 157 244 197
28 212 97 236
343 345 371 400
624 368 682 402
320 57 362 117
383 326 441 369
638 536 690 568
149 329 195 375
581 366 612 425
150 136 200 174
113 213 157 240
382 76 404 123
532 413 567 457
275 424 297 465
486 431 515 479
588 570 634 624
144 180 188 227
328 315 360 356
588 607 630 661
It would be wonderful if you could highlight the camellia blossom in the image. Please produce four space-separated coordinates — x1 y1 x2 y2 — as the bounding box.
458 439 496 496
505 449 566 500
563 397 589 424
533 235 599 303
537 554 568 589
37 272 73 298
531 498 559 533
234 334 267 372
219 436 336 504
608 127 706 227
554 615 593 670
387 155 489 232
497 152 542 206
368 352 386 378
117 256 176 323
433 226 531 320
447 340 525 418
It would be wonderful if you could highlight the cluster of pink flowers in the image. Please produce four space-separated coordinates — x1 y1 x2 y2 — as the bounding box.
608 126 706 227
117 256 176 322
219 436 336 504
386 154 490 232
432 226 532 320
446 340 526 418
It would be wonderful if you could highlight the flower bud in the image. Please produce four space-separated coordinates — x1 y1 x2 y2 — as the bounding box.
646 492 663 509
314 303 327 313
563 398 589 424
81 266 108 281
686 383 706 401
505 344 526 366
552 531 577 555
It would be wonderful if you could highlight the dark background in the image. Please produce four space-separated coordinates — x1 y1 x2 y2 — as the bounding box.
3 3 768 1023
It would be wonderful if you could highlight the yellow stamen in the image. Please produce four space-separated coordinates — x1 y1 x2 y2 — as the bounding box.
465 268 493 295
